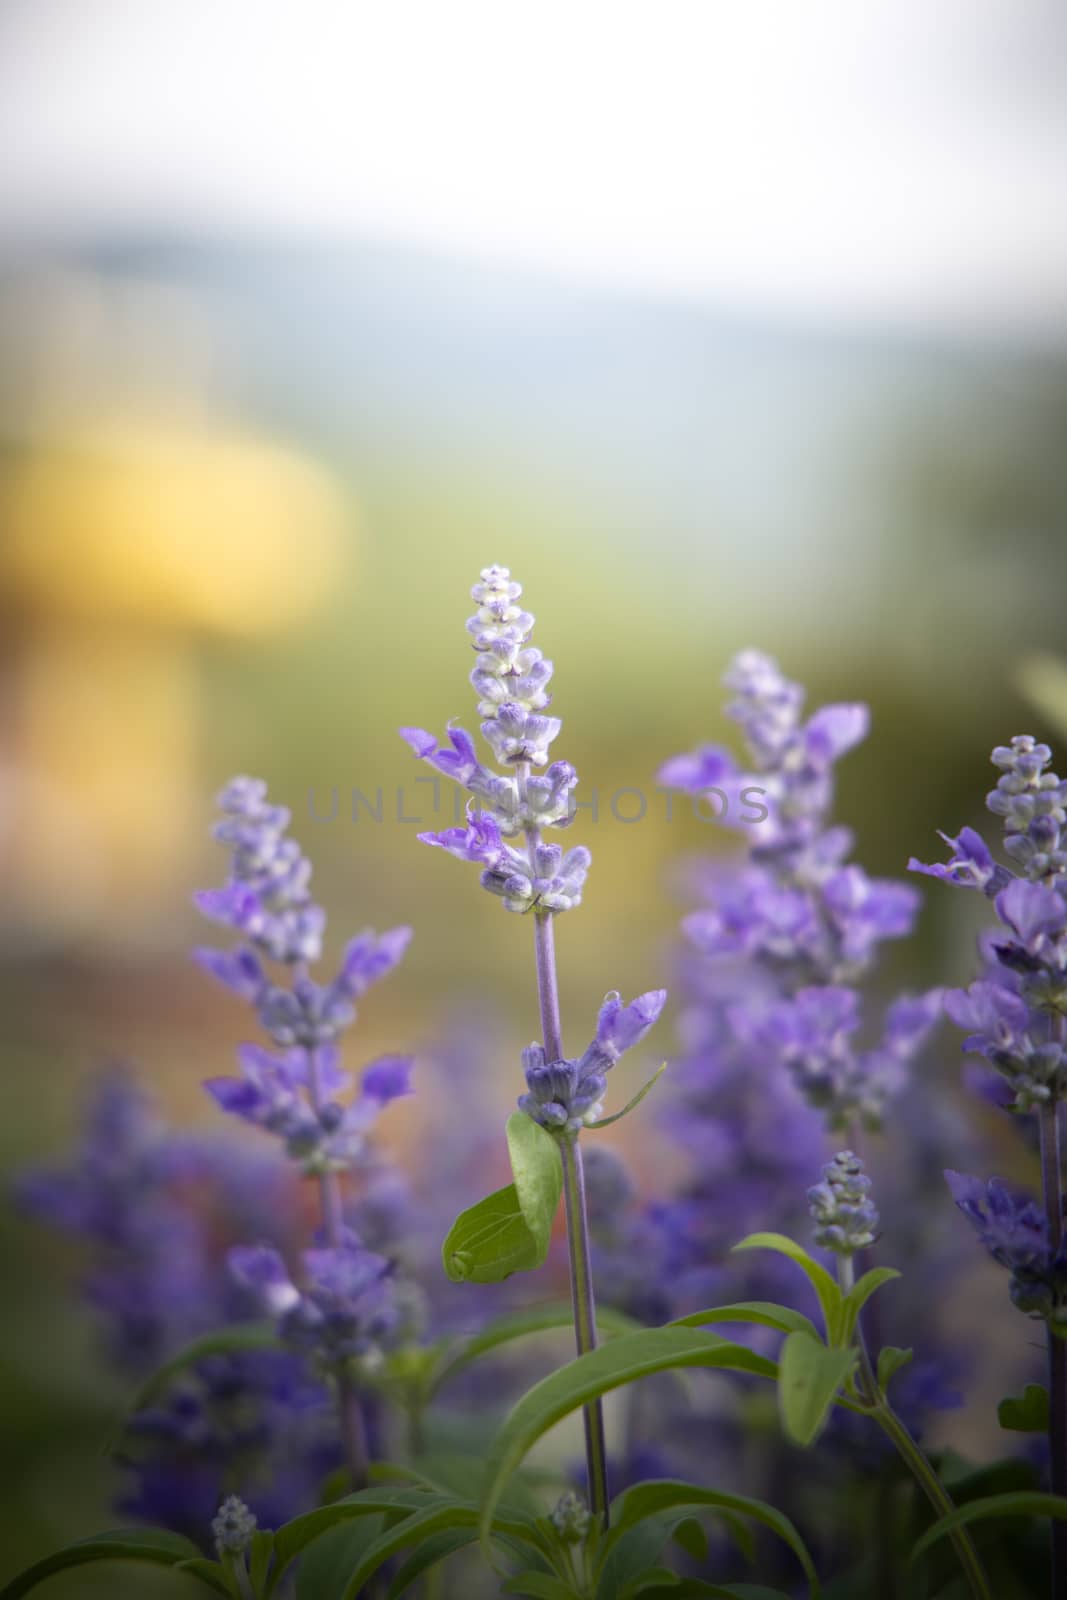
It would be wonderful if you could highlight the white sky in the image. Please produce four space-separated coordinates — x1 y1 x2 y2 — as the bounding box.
1 0 1066 337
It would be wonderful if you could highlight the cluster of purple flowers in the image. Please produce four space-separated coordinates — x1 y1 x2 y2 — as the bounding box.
662 650 941 1133
519 988 666 1132
17 1070 341 1542
647 650 961 1489
915 736 1067 1325
193 776 424 1506
946 1172 1065 1327
914 738 1067 1115
401 565 589 914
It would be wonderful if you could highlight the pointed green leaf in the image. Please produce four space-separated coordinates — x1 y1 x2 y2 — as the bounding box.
998 1383 1050 1433
479 1328 778 1554
628 1588 793 1600
442 1184 547 1283
295 1518 384 1600
876 1346 913 1392
338 1502 540 1600
619 1570 680 1597
670 1516 707 1562
507 1110 564 1233
598 1480 819 1598
172 1561 232 1597
669 1301 819 1342
268 1488 441 1593
428 1302 641 1394
590 1063 667 1128
731 1235 842 1344
841 1268 900 1343
0 1529 204 1600
442 1114 562 1284
502 1575 578 1599
777 1332 856 1447
911 1490 1067 1564
386 1529 478 1598
248 1530 273 1594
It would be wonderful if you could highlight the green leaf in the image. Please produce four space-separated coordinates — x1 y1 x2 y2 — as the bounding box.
598 1480 819 1598
0 1529 204 1600
618 1570 680 1597
337 1502 540 1600
840 1267 900 1343
248 1530 273 1595
731 1235 843 1344
777 1333 856 1448
428 1302 641 1395
441 1185 544 1283
442 1114 563 1284
876 1346 913 1392
590 1063 667 1128
386 1529 477 1598
268 1488 441 1593
479 1327 778 1553
632 1588 793 1600
622 1588 792 1600
998 1383 1050 1433
502 1575 578 1599
669 1301 820 1342
670 1516 707 1562
172 1560 232 1597
911 1490 1067 1564
295 1518 384 1600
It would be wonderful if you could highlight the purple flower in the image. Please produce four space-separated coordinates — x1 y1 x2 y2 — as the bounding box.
228 1245 301 1315
518 989 667 1132
418 811 507 866
361 1056 415 1104
401 566 590 914
195 778 414 1170
908 826 1005 894
993 879 1067 955
656 744 736 793
664 654 918 985
945 1171 1048 1272
333 926 413 1000
399 725 484 786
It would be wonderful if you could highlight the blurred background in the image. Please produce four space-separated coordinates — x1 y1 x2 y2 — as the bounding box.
1 0 1067 1587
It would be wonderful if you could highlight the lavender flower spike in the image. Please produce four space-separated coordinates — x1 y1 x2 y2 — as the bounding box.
808 1151 879 1255
212 1495 257 1555
401 566 588 911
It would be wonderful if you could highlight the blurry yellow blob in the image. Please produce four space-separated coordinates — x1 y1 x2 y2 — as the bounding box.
0 419 347 949
2 420 344 633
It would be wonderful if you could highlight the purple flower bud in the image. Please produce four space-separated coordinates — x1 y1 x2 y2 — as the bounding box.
361 1055 415 1104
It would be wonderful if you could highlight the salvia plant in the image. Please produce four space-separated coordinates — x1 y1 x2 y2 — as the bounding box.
8 571 1067 1600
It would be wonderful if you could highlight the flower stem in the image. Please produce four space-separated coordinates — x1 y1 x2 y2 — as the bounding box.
305 1044 370 1492
532 908 610 1524
837 1256 990 1600
871 1402 991 1600
1040 1096 1067 1597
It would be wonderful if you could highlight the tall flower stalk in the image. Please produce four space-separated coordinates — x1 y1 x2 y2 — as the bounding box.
402 565 666 1523
914 735 1067 1594
195 777 414 1490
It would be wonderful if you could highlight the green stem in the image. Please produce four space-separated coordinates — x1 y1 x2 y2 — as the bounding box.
837 1255 990 1600
872 1402 991 1600
559 1131 611 1525
529 899 610 1525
